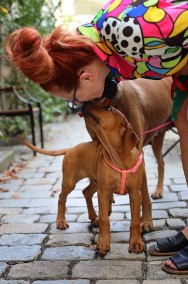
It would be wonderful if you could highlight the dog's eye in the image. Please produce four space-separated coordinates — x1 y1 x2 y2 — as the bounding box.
104 105 112 111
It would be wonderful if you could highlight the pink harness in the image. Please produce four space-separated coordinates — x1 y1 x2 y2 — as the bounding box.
104 152 143 195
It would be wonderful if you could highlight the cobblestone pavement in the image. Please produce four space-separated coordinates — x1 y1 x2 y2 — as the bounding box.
0 113 188 284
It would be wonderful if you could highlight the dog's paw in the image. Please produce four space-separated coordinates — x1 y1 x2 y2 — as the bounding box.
97 235 110 256
151 192 163 199
140 220 154 232
129 240 146 254
151 187 163 199
56 219 69 230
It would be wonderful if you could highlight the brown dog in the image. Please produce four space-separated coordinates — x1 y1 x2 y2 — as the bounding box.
85 77 173 209
20 101 146 255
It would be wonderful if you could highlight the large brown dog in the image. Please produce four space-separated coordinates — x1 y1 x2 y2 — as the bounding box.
85 77 173 205
20 102 146 255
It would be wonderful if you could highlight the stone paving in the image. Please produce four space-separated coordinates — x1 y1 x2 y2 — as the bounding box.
0 113 188 284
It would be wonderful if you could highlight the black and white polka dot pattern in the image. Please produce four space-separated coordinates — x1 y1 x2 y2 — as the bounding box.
101 15 144 57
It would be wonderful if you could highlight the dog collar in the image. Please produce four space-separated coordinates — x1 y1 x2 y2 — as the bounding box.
101 76 118 100
104 151 143 195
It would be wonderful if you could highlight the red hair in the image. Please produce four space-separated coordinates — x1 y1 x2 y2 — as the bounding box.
6 26 96 93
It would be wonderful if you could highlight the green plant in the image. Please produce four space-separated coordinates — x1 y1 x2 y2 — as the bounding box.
0 116 29 138
26 81 69 123
0 0 70 140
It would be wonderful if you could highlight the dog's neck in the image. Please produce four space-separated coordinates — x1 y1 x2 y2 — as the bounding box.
92 124 139 170
103 146 140 170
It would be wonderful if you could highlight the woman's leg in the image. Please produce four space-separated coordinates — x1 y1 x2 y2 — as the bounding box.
174 94 188 186
164 96 188 269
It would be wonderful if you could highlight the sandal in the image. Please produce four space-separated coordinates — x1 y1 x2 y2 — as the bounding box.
148 232 188 256
162 245 188 275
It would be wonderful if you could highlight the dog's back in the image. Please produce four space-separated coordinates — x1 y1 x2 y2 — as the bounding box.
111 77 173 148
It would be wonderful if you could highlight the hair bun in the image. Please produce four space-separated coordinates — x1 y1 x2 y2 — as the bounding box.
6 27 56 85
19 28 42 54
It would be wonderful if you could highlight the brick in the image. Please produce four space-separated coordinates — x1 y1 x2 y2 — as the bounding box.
33 280 90 284
109 232 130 243
151 193 178 203
152 219 166 230
0 192 16 199
0 182 21 191
143 230 177 243
46 233 94 246
0 281 29 284
179 191 188 200
28 199 57 208
41 246 95 261
169 184 188 192
23 207 57 215
72 260 142 279
113 195 130 205
0 200 30 208
8 261 69 280
66 207 91 214
146 260 186 280
143 280 182 284
96 281 141 284
103 244 146 261
0 234 46 246
152 201 187 210
166 218 186 229
0 223 48 234
0 150 14 172
17 173 45 179
0 245 41 261
126 211 168 220
39 214 77 223
169 208 188 218
1 214 40 224
110 221 130 232
0 209 22 215
50 223 90 234
20 183 52 191
24 178 54 185
110 205 130 213
0 262 8 276
173 178 187 184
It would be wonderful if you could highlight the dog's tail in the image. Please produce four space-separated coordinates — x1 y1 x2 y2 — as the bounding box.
18 135 69 156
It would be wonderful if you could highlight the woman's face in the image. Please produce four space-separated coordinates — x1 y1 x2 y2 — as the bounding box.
51 70 107 103
51 58 110 105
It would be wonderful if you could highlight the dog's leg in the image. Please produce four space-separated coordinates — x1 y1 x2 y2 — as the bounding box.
83 179 98 226
56 191 69 230
97 188 111 256
56 179 76 230
109 192 115 216
150 132 166 199
140 159 154 232
129 189 145 253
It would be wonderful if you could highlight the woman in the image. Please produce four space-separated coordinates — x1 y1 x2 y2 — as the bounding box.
6 0 188 274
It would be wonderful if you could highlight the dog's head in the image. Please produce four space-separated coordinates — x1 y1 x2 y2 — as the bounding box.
82 101 138 152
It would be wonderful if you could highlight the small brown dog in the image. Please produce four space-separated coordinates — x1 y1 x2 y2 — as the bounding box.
20 101 145 255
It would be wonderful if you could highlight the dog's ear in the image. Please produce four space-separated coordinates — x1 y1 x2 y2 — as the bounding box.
124 123 139 152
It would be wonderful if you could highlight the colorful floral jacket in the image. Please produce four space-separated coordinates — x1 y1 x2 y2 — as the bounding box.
78 0 188 80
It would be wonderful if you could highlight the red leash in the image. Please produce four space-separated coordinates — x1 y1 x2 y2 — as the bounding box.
79 98 174 135
138 120 174 136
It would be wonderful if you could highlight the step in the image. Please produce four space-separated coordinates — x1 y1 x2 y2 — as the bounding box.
0 150 14 172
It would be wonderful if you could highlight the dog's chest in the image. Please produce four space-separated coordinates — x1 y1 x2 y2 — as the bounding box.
110 174 129 195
